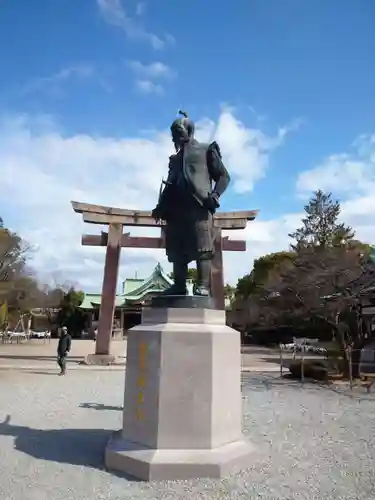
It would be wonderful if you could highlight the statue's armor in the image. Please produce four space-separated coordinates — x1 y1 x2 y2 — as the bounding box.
164 140 215 264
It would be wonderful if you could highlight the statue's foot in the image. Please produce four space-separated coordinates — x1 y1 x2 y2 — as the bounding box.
160 285 187 296
194 286 210 297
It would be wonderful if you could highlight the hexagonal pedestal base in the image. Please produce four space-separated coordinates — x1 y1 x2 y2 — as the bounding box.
106 431 254 481
104 306 253 481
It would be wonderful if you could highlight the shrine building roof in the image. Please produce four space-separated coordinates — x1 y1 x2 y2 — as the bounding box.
79 262 193 309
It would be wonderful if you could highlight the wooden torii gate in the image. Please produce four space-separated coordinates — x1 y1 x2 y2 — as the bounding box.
71 201 258 361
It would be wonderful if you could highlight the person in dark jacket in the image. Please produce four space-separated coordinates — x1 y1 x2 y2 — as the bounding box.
57 326 71 375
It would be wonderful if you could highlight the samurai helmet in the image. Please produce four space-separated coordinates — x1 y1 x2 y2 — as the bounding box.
170 110 195 149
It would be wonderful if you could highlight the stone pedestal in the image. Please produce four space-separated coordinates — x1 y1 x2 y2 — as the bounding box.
112 328 124 340
151 294 216 309
83 353 117 365
105 305 253 481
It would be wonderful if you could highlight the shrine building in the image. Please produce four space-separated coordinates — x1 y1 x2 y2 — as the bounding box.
79 263 194 333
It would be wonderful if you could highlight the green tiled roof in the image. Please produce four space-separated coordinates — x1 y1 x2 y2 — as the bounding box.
123 263 172 301
122 278 144 295
80 294 125 309
79 294 101 309
80 262 173 309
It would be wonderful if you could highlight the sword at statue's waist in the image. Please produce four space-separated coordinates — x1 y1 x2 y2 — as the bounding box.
158 179 173 202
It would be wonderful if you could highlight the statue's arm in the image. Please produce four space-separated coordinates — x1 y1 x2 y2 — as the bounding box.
207 141 231 198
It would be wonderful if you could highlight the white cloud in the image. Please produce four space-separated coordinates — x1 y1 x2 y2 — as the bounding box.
126 60 176 80
22 65 96 96
128 61 176 95
136 80 164 95
0 109 293 291
97 0 174 50
206 109 294 193
135 2 146 16
296 154 372 195
296 134 375 196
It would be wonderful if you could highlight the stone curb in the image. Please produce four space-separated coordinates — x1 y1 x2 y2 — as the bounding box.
0 364 126 371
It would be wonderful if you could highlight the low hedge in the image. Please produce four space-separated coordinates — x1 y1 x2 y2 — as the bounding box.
289 359 329 381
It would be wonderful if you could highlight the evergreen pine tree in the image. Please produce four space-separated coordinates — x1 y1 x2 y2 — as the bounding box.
289 190 354 250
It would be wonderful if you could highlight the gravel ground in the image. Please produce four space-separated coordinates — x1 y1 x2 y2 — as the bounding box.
0 371 374 500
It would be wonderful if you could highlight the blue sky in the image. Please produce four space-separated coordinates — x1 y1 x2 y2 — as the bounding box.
1 0 375 289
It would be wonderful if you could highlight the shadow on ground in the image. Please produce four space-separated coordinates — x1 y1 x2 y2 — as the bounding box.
0 355 82 362
318 382 375 401
27 371 59 376
0 414 139 480
241 346 274 355
241 373 375 400
80 402 123 411
0 355 125 363
241 373 302 391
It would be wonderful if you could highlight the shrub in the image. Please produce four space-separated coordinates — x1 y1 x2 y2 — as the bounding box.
289 360 329 381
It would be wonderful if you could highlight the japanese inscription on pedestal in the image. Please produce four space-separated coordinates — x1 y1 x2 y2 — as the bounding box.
136 341 147 421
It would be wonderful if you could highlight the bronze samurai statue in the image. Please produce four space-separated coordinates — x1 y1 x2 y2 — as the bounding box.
152 111 231 297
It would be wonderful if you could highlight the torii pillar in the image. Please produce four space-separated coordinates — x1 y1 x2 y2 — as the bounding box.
94 223 123 359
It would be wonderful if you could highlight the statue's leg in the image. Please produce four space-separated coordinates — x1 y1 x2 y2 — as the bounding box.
193 208 214 297
194 253 212 296
173 260 188 294
161 260 188 295
162 219 189 295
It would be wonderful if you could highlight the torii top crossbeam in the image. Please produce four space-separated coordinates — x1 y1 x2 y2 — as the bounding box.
71 201 258 229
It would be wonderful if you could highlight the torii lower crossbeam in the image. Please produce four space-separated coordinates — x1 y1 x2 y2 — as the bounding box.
82 231 246 310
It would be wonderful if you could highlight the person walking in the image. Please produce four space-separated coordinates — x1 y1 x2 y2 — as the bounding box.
57 326 71 376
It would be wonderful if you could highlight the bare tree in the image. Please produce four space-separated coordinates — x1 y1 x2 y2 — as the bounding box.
0 227 32 297
36 285 64 325
0 227 35 332
264 245 375 376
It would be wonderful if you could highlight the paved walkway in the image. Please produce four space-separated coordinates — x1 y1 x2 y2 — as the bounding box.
0 370 373 499
0 339 290 372
0 338 125 370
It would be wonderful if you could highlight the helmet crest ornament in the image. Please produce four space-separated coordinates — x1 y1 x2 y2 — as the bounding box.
170 110 195 150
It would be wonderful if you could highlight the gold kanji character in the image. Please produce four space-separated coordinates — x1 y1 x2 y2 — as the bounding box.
137 392 144 404
139 342 147 355
137 372 146 387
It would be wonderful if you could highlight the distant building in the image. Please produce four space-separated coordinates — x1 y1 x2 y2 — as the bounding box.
80 262 194 333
